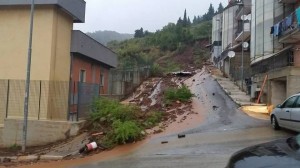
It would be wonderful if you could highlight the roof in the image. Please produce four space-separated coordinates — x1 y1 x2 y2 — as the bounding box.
0 0 86 23
71 30 118 68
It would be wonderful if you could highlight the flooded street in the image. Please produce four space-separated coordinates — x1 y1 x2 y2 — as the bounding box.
18 68 296 168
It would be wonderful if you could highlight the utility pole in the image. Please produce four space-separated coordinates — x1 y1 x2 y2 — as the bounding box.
241 3 245 91
22 0 35 153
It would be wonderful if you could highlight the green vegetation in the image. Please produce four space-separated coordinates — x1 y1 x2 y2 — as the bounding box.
9 144 21 151
164 85 193 104
107 3 224 74
90 98 162 148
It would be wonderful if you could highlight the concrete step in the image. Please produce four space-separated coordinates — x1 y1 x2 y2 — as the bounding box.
231 95 251 102
236 101 253 106
228 91 247 96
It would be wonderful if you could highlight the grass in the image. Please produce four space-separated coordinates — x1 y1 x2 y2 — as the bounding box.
164 85 193 103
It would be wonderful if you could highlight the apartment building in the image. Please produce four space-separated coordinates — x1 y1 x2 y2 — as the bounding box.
211 13 223 67
212 0 252 89
250 0 300 106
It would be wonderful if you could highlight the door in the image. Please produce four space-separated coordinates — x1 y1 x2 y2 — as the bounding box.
277 96 297 128
290 96 300 131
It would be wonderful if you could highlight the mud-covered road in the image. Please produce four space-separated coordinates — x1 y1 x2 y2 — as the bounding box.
19 68 295 168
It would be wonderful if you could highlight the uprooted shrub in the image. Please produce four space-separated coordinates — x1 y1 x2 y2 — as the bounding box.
90 98 163 148
164 85 193 103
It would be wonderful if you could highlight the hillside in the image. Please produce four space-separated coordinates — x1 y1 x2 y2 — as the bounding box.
86 30 133 45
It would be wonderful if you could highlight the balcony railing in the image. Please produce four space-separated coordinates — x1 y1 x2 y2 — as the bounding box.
279 0 298 4
235 22 251 42
272 10 300 43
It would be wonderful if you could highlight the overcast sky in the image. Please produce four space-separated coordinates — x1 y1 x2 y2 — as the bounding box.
74 0 228 34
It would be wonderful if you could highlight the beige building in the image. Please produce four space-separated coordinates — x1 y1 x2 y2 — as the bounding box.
0 0 86 147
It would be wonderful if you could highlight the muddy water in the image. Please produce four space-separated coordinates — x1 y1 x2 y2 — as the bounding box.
16 70 208 168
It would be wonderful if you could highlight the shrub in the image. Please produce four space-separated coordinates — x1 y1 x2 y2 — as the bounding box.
90 98 139 124
164 85 193 102
111 120 143 144
144 111 163 128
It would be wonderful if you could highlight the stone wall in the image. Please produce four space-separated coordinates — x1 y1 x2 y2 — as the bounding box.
0 119 85 147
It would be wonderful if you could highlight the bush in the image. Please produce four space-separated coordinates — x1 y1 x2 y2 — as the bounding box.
90 98 140 124
150 63 163 77
111 120 143 144
144 111 163 128
164 85 193 102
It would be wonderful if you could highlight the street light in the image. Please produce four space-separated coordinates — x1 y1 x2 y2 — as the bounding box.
23 0 35 152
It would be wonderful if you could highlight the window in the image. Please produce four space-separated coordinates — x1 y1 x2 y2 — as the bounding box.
100 73 104 86
79 69 86 83
294 96 300 108
282 96 297 108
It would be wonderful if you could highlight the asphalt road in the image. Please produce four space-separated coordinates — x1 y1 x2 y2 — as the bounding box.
73 70 295 168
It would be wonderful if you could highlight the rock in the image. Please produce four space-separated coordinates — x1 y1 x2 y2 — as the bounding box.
141 131 146 136
176 100 181 104
100 117 106 122
3 158 11 163
212 93 215 96
161 141 168 144
178 134 186 139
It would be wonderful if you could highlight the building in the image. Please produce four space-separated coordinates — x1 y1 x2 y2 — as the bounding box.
213 0 252 89
250 0 300 106
0 0 118 147
70 30 118 119
211 13 223 67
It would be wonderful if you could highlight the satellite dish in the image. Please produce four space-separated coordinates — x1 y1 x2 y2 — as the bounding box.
243 42 249 49
241 15 247 21
228 51 236 58
246 14 252 20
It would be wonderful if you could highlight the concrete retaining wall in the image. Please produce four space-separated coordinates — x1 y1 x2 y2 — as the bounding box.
0 119 85 147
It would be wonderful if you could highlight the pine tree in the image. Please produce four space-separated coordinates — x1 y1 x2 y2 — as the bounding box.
217 3 224 14
187 17 191 26
177 17 183 26
207 3 215 19
193 16 197 24
183 9 188 27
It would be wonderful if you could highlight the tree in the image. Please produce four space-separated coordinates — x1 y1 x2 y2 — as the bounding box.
187 17 191 26
183 9 188 26
193 16 197 24
177 17 183 26
134 27 144 38
217 3 224 14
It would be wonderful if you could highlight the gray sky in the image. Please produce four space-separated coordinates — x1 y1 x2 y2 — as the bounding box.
74 0 228 34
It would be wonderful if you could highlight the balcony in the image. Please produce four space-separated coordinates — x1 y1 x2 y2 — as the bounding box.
235 22 251 42
279 0 298 4
277 12 300 44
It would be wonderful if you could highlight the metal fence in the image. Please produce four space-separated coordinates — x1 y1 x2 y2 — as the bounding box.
0 80 69 125
0 66 151 124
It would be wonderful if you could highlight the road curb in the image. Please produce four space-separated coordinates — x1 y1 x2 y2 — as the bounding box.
40 155 65 160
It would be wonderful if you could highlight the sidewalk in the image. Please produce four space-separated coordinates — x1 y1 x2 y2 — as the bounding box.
0 133 89 164
208 66 270 120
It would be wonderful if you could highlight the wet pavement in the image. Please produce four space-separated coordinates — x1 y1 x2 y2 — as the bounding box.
17 68 296 168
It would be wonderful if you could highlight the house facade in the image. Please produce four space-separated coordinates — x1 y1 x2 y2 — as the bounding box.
70 30 118 120
0 0 117 147
212 0 251 89
250 0 300 106
213 0 300 107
